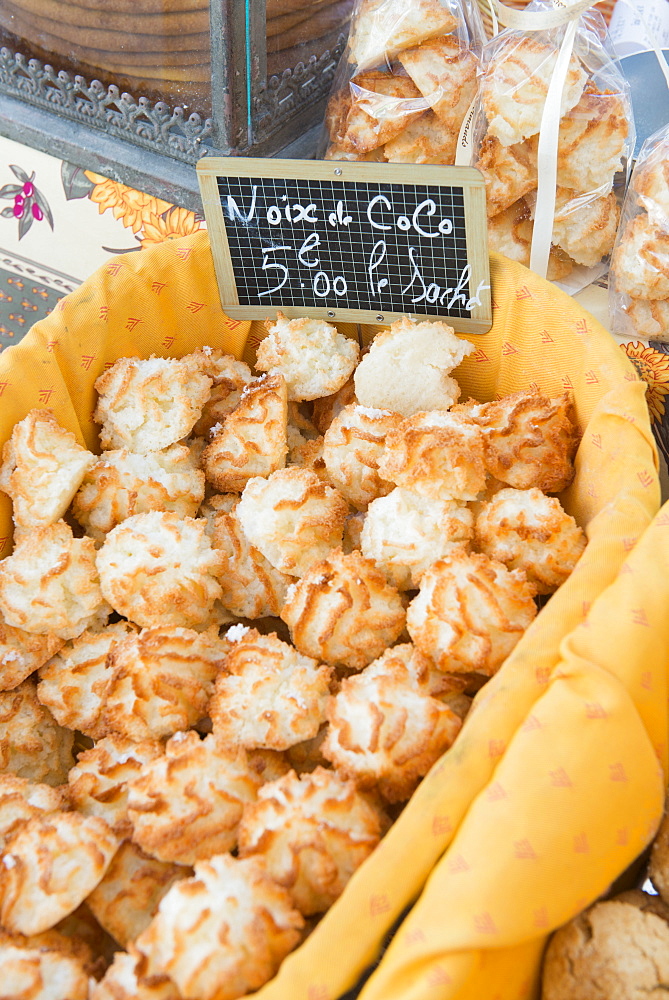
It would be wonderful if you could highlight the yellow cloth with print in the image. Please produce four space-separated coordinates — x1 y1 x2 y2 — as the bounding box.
0 231 663 1000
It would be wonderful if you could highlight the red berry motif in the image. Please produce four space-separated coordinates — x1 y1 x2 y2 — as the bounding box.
32 204 43 221
12 200 24 219
22 182 34 197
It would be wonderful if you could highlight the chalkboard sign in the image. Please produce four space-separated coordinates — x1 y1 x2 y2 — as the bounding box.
197 157 491 334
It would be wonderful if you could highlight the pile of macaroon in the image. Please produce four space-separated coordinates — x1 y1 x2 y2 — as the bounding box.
0 313 585 1000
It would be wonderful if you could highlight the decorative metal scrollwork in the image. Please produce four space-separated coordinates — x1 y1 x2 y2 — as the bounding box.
0 33 346 163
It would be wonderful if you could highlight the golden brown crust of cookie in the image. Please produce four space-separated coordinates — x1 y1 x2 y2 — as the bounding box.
135 854 303 1000
0 622 63 693
211 508 291 619
348 0 458 70
103 626 226 741
209 629 332 751
0 679 75 786
94 354 213 454
236 467 349 578
127 731 262 865
202 374 288 493
463 389 580 492
406 550 537 675
0 409 95 532
378 410 486 501
87 842 190 950
0 522 110 641
238 766 382 914
37 621 137 740
322 645 462 801
67 733 164 838
398 34 477 129
281 548 406 670
322 403 401 511
326 72 424 154
474 487 586 594
96 512 223 629
0 812 118 936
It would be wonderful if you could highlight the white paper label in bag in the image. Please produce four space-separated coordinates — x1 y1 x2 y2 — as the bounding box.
609 0 669 56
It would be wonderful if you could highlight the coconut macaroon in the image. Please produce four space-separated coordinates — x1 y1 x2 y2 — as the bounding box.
0 812 118 936
238 766 382 915
281 548 406 671
555 83 628 194
0 521 110 641
94 354 212 454
127 731 262 866
91 947 182 1000
103 625 227 741
378 410 486 502
201 373 288 493
312 378 357 435
460 389 580 492
255 313 359 402
0 619 63 693
537 188 620 268
322 647 462 802
0 409 95 532
633 139 669 224
96 512 223 629
67 733 164 839
236 468 349 578
486 198 574 281
322 404 401 510
474 488 587 594
398 35 478 131
611 214 669 300
209 630 332 752
36 620 137 740
326 72 425 155
362 488 473 590
190 350 253 438
87 842 188 951
210 506 291 619
0 938 90 1000
72 444 205 543
0 679 74 786
0 774 65 851
383 110 458 164
354 317 472 417
348 0 458 70
481 36 587 147
135 853 304 1000
476 135 537 218
406 550 537 675
624 297 669 342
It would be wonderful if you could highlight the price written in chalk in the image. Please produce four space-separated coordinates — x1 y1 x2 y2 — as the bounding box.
228 187 488 311
197 158 491 333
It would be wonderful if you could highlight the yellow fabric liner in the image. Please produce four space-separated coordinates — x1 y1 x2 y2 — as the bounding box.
0 231 662 1000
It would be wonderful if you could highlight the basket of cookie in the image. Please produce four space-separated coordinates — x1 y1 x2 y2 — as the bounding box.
0 229 662 1000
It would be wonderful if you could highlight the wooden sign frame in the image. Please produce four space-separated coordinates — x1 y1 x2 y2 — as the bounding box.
198 157 492 334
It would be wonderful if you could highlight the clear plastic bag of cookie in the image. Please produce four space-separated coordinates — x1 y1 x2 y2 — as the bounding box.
610 121 669 343
321 0 485 165
471 5 633 283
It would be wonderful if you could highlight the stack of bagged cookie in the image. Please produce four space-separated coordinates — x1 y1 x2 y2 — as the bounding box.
610 126 669 343
0 313 587 999
475 19 632 279
324 0 481 164
324 0 633 279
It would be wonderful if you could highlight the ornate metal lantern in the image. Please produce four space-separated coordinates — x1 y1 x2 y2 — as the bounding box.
0 0 352 209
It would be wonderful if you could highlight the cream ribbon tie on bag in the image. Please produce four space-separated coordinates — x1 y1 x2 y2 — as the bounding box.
458 0 610 279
